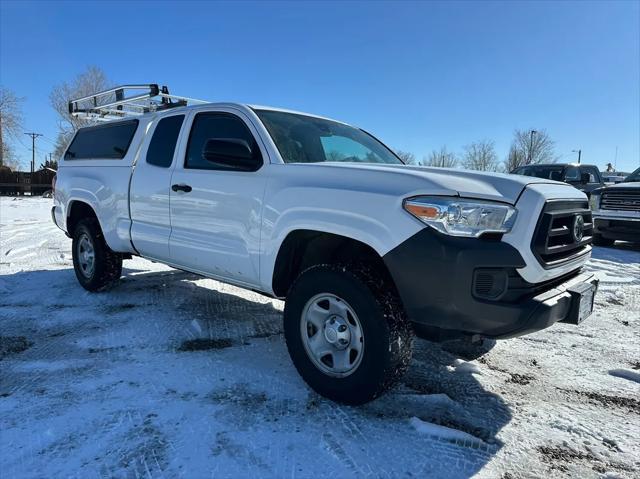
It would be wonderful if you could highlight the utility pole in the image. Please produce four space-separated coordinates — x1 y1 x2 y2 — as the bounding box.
572 149 582 164
24 132 42 174
24 132 42 196
528 130 537 164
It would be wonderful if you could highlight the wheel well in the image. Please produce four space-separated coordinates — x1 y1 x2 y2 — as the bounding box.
67 201 98 236
272 230 395 297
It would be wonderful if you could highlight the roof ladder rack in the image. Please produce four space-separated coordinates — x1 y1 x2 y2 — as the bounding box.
68 84 207 121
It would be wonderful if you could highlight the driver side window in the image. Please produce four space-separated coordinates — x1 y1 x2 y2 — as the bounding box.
185 112 262 170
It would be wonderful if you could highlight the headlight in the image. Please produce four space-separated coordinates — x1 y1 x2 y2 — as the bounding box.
589 193 600 211
403 196 517 237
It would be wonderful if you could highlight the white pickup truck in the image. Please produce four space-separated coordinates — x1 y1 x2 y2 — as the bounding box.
52 85 599 404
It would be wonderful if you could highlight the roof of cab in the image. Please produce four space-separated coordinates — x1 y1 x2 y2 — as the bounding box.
74 101 353 131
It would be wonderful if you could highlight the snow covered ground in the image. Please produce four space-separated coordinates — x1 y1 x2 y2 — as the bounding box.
1 196 638 478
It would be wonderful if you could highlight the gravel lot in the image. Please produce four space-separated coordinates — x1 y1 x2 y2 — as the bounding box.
1 197 639 478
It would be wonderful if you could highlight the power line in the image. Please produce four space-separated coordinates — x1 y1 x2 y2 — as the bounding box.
16 135 31 151
40 135 58 146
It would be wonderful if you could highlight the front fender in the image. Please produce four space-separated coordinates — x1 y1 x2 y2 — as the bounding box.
259 189 424 293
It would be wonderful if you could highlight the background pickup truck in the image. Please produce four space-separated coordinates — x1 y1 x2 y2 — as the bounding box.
589 166 640 246
52 87 599 404
511 162 605 197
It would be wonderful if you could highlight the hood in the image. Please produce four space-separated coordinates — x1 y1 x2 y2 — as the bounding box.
308 162 572 205
604 181 640 190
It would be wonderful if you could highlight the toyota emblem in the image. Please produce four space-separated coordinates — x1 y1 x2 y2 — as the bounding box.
573 215 585 242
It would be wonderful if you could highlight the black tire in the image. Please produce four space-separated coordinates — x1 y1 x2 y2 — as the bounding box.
592 234 615 247
284 263 413 405
72 218 122 292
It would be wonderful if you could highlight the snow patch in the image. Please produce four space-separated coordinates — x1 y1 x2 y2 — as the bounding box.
409 417 485 446
452 358 483 375
594 271 636 284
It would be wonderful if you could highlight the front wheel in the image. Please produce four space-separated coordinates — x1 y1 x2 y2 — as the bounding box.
284 264 413 404
72 218 122 291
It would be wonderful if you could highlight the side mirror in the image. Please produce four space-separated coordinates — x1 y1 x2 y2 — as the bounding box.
202 138 260 171
580 172 590 184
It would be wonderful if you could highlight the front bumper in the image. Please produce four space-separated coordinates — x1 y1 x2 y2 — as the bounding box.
383 228 598 339
593 217 640 243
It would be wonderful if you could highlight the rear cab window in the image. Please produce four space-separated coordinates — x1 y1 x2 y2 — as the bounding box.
564 166 581 182
65 120 139 160
146 115 185 168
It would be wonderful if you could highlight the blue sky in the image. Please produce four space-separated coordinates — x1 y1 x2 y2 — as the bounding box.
1 0 639 172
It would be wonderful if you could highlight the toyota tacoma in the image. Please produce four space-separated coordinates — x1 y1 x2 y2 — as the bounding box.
51 84 599 404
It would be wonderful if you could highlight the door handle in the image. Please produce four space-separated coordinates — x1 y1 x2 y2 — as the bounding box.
172 184 192 193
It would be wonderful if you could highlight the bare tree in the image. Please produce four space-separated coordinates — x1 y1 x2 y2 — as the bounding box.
0 86 25 167
50 66 112 158
505 128 556 171
505 145 525 172
462 139 499 172
422 146 458 168
394 149 416 164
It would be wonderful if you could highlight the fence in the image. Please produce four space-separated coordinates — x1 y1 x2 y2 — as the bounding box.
0 168 55 196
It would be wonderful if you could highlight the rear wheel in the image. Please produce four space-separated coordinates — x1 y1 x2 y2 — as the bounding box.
284 264 413 404
592 233 615 247
72 219 122 291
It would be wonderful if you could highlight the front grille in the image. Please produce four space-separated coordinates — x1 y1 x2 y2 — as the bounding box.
601 189 640 212
532 200 592 268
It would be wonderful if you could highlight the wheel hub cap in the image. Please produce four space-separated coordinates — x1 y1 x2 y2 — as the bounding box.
324 316 351 349
77 233 95 278
300 293 364 378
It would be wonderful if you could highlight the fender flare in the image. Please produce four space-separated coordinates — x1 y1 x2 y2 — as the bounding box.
260 207 415 294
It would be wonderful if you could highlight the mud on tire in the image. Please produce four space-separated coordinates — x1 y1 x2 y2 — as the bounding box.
284 263 413 405
72 218 123 292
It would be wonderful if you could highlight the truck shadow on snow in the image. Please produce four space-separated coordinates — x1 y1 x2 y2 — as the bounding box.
1 266 512 478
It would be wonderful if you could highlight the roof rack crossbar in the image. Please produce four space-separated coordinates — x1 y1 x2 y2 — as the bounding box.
71 84 159 105
89 92 155 111
68 84 207 121
157 92 208 104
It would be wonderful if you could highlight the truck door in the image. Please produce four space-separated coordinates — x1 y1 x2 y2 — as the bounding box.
130 113 185 260
168 109 267 287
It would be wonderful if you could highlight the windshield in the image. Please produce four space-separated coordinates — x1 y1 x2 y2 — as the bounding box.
254 109 403 165
518 165 565 180
623 167 640 182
